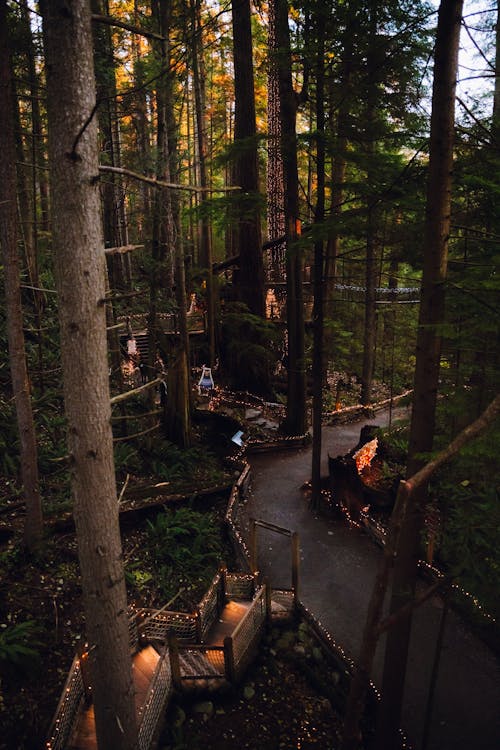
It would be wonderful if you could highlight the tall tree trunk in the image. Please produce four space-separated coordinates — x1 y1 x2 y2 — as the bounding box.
231 0 264 317
190 0 215 366
0 0 43 550
13 13 47 393
376 3 463 747
272 0 306 436
41 1 137 747
492 0 500 143
324 31 353 327
93 0 128 291
266 0 285 281
21 0 50 233
361 206 378 405
132 0 151 232
311 7 326 507
155 0 192 447
360 3 379 406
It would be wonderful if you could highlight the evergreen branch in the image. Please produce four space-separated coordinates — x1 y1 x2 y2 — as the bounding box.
98 164 241 193
405 394 500 495
91 13 166 42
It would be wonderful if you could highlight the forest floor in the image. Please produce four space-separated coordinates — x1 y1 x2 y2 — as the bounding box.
0 488 364 750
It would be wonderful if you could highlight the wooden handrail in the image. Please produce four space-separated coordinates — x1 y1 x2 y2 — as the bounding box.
251 518 293 537
230 585 265 642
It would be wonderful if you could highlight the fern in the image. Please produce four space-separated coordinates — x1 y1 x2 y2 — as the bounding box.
0 621 42 671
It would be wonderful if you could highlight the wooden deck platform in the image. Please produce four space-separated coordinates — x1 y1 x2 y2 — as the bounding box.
67 645 159 750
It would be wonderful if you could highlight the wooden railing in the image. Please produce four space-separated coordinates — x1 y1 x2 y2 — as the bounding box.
225 584 267 682
118 311 205 335
137 647 172 750
45 656 85 750
197 568 225 640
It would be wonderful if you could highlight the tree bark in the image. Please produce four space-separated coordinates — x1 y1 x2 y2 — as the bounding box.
0 0 43 550
360 3 379 407
41 1 137 747
266 0 285 281
93 0 129 292
154 0 192 447
189 0 215 366
311 8 326 507
376 3 464 747
492 1 500 144
272 0 306 436
231 0 265 317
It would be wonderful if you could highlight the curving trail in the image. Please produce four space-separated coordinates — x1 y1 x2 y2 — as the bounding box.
239 405 500 750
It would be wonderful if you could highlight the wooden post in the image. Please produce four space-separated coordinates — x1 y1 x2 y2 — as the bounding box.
168 635 182 690
224 636 236 683
220 563 228 599
77 643 93 705
291 531 300 606
194 609 203 643
264 578 272 626
249 519 257 573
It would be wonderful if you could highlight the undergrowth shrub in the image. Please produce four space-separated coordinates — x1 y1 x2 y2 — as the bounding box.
146 506 223 601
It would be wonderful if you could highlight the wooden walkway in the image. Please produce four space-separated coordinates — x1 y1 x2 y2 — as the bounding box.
68 645 159 750
206 599 252 644
66 600 253 749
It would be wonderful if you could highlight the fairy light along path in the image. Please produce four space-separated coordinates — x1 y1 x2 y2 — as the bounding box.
240 405 500 750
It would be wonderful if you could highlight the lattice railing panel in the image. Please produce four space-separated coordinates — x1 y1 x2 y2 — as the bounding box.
118 312 204 334
137 650 172 750
270 588 295 618
45 657 85 750
138 609 198 643
231 586 266 675
198 571 224 640
128 611 139 652
226 572 256 600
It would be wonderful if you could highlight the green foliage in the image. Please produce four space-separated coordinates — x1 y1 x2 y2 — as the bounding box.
113 442 142 476
0 621 42 672
146 506 222 600
125 562 153 593
0 396 20 478
438 481 500 621
139 439 226 487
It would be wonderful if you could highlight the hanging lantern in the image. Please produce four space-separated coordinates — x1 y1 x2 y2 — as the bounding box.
127 337 137 356
198 365 214 394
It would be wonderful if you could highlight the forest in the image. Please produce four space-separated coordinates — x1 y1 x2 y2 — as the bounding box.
0 0 499 749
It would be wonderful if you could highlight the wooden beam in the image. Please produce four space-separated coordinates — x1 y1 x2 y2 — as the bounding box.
110 378 161 405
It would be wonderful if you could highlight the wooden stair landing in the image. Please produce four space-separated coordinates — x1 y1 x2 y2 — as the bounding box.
205 599 252 645
68 645 159 750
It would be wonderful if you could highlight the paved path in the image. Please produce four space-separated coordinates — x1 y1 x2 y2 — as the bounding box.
239 406 500 750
